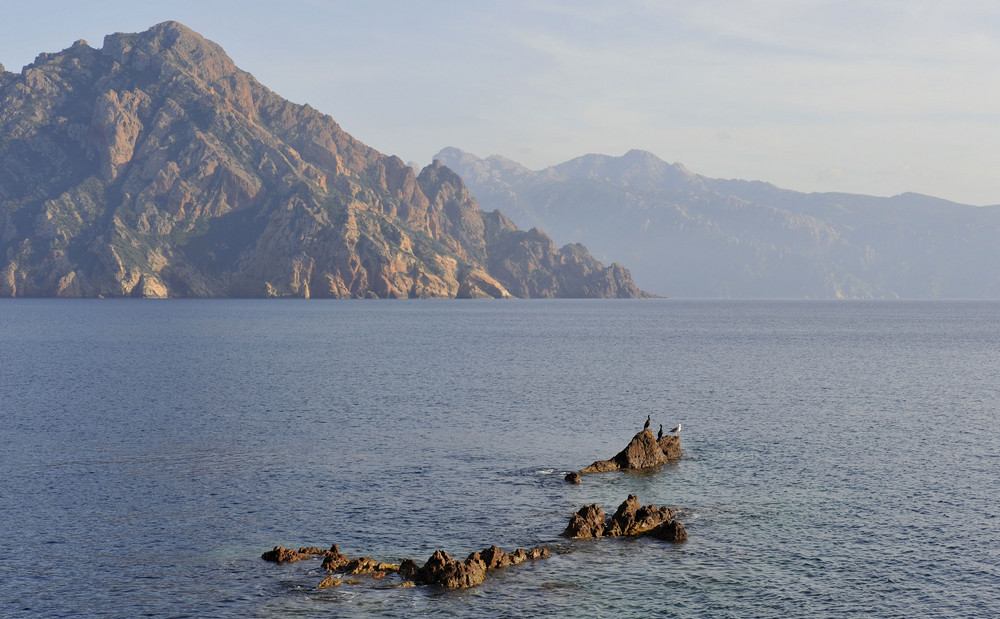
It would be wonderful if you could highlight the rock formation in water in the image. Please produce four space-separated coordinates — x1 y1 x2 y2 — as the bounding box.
0 22 647 298
562 494 688 542
578 428 681 474
262 541 550 590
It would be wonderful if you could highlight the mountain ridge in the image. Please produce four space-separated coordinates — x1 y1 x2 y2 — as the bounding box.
0 22 647 299
436 146 1000 299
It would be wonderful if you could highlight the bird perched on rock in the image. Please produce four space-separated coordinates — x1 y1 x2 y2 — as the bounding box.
643 414 651 431
657 424 664 440
669 423 681 435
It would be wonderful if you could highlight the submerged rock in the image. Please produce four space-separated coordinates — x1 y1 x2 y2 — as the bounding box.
562 495 687 542
580 429 681 474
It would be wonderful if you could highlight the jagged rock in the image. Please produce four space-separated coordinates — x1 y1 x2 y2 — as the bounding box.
561 504 606 538
0 22 648 299
320 544 351 572
414 549 487 590
562 496 687 542
403 544 550 589
603 494 675 537
580 429 681 474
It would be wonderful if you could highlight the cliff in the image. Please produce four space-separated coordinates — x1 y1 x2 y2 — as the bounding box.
0 22 646 298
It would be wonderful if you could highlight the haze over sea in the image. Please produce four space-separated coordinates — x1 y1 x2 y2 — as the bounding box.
2 299 998 618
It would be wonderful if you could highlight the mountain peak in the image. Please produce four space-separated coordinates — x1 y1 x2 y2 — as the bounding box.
101 20 237 82
0 23 645 299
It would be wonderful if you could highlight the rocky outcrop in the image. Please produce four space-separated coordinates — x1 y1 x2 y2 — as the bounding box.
262 541 550 591
0 22 648 299
579 429 681 474
562 495 688 542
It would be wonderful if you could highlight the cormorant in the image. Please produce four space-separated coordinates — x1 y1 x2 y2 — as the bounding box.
643 414 651 431
657 424 663 440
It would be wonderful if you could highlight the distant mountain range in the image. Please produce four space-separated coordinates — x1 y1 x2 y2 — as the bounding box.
0 22 645 298
437 147 1000 298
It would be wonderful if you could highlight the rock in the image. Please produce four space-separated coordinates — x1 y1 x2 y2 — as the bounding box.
415 549 487 590
268 541 549 591
613 429 669 469
564 471 582 483
603 494 674 537
316 575 342 589
480 545 512 569
507 548 529 565
579 459 618 474
339 557 399 575
398 558 421 581
562 496 687 543
580 429 681 474
649 519 689 542
658 434 682 459
320 544 350 572
561 504 607 538
261 545 306 563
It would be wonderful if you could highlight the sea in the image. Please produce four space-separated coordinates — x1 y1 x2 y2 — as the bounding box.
1 299 998 618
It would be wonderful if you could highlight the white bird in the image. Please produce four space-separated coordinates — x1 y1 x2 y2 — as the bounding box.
669 423 681 435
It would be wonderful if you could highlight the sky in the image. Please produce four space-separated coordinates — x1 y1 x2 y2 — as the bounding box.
2 0 1000 205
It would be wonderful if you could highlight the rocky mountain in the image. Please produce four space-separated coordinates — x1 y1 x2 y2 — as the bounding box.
0 22 646 298
437 147 1000 298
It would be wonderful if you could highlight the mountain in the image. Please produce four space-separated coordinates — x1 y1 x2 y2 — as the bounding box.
0 22 646 298
437 147 1000 298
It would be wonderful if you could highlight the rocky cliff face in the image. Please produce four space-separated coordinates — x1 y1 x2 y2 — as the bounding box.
0 22 646 298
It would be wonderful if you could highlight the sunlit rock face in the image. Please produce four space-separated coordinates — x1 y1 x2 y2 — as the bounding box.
0 22 647 299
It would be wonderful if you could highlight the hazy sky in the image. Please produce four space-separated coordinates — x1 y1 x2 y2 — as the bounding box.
3 1 999 205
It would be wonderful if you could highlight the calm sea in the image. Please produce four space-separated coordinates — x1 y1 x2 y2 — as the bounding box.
1 299 998 618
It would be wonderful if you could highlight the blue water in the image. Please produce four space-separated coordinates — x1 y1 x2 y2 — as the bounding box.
1 299 998 617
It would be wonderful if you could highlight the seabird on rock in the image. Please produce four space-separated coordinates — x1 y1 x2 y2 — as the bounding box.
657 424 663 441
669 423 681 436
643 414 651 431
